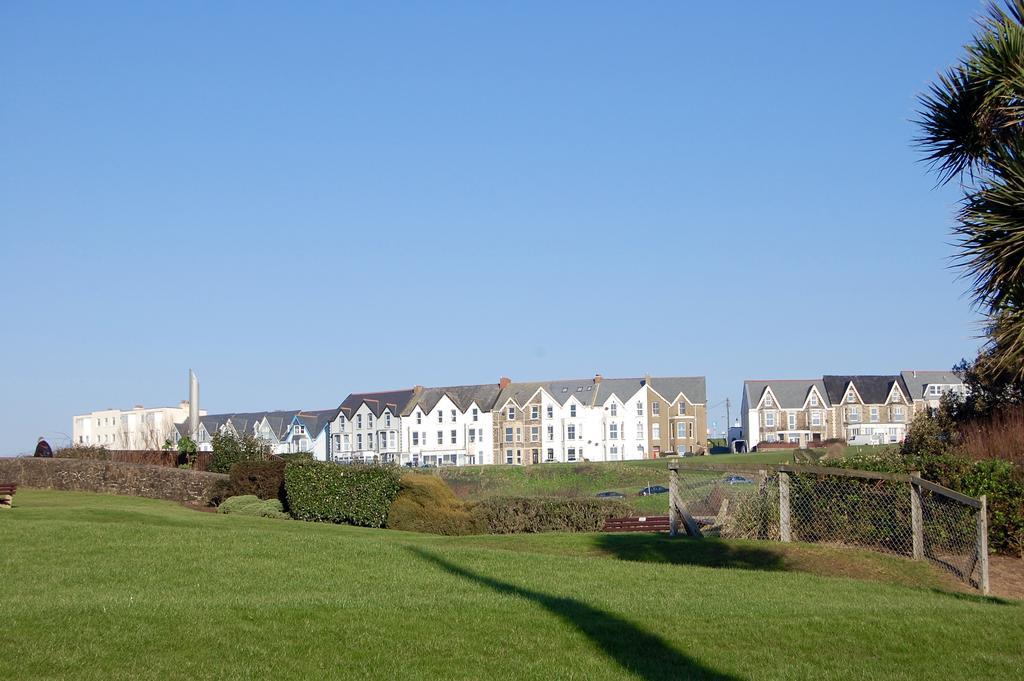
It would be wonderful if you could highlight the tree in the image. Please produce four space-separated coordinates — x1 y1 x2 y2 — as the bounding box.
210 431 271 474
917 0 1024 381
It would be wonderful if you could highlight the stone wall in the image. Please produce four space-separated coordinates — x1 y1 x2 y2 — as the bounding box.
0 457 227 505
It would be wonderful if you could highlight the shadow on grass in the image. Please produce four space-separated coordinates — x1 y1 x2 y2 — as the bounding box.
594 533 788 571
927 588 1017 606
410 548 742 681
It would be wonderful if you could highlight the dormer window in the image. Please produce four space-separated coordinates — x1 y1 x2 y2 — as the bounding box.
570 404 577 418
764 395 773 408
809 393 818 407
847 391 856 403
507 406 516 420
610 402 618 417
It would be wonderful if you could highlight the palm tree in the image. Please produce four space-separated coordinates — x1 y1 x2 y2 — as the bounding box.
917 0 1024 380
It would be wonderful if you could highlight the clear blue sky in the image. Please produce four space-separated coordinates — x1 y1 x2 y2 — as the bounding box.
0 1 986 453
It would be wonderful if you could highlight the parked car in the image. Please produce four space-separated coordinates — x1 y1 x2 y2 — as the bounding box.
723 475 753 485
639 485 670 496
596 491 625 499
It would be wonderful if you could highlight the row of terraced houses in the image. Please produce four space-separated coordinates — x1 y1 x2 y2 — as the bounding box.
72 369 965 465
740 371 966 449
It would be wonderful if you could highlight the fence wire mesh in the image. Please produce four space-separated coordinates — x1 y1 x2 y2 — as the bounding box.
672 465 986 591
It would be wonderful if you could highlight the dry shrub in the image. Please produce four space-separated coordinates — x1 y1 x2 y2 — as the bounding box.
387 474 484 535
959 407 1024 466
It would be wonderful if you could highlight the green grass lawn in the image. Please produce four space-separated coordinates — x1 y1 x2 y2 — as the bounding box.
2 490 1022 680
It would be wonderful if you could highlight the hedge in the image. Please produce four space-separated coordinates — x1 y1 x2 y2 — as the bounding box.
284 461 402 527
229 460 287 504
387 474 484 535
471 496 632 534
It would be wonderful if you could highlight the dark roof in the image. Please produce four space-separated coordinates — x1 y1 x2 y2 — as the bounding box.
545 379 601 405
648 376 707 404
402 384 502 416
295 408 341 437
495 382 546 408
339 389 416 419
823 375 909 405
261 411 301 440
594 378 646 405
743 380 828 409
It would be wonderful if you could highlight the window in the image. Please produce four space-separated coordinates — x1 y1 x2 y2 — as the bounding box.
567 448 577 462
567 425 576 440
676 422 685 438
810 393 819 407
765 411 776 427
437 431 443 445
547 425 554 439
468 428 476 443
412 432 419 446
893 406 905 422
678 403 686 416
415 412 422 425
357 415 362 428
652 423 660 440
515 427 522 441
609 423 619 439
546 405 553 418
788 413 796 429
472 408 479 422
451 430 457 444
848 406 861 422
531 405 539 420
652 401 660 416
516 449 522 464
368 433 374 448
437 411 443 423
636 402 644 416
451 409 456 423
390 432 396 448
811 410 822 427
546 448 554 462
531 426 539 442
892 392 901 403
368 416 374 429
611 445 618 458
847 390 856 403
570 404 577 418
385 413 392 427
764 395 773 407
506 449 513 464
637 423 645 439
507 406 516 420
610 403 618 417
357 434 363 449
929 385 942 396
870 407 879 423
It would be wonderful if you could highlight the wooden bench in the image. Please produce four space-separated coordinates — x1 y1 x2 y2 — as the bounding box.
0 483 17 509
602 515 671 533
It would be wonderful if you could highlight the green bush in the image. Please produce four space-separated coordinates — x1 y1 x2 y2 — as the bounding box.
387 474 484 535
284 461 402 527
229 460 287 504
278 451 314 461
471 496 632 534
959 459 1024 557
209 431 271 474
218 495 289 519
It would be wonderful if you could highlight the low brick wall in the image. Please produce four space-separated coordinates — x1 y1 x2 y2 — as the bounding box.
0 457 227 505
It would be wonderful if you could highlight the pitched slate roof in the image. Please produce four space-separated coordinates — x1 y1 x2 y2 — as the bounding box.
296 408 341 437
594 378 646 405
823 375 910 405
900 370 965 400
495 382 546 408
744 380 828 409
261 410 301 440
402 384 502 416
545 379 601 405
339 389 416 419
648 376 707 404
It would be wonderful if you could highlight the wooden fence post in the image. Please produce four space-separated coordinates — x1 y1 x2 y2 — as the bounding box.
779 471 791 543
669 465 679 537
910 472 923 560
978 495 990 595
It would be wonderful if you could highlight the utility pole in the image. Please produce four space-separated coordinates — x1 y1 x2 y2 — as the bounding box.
725 398 731 432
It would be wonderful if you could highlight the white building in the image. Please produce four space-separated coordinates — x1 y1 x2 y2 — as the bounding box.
900 370 968 413
73 401 202 449
400 384 501 466
329 389 416 464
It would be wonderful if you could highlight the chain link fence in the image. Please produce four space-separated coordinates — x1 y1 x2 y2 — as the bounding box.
668 463 989 593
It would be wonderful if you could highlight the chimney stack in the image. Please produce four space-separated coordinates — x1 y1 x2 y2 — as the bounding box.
594 373 603 383
188 369 200 438
499 376 511 389
642 373 651 386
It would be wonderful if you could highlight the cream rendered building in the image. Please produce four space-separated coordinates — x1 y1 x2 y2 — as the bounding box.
73 401 203 449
